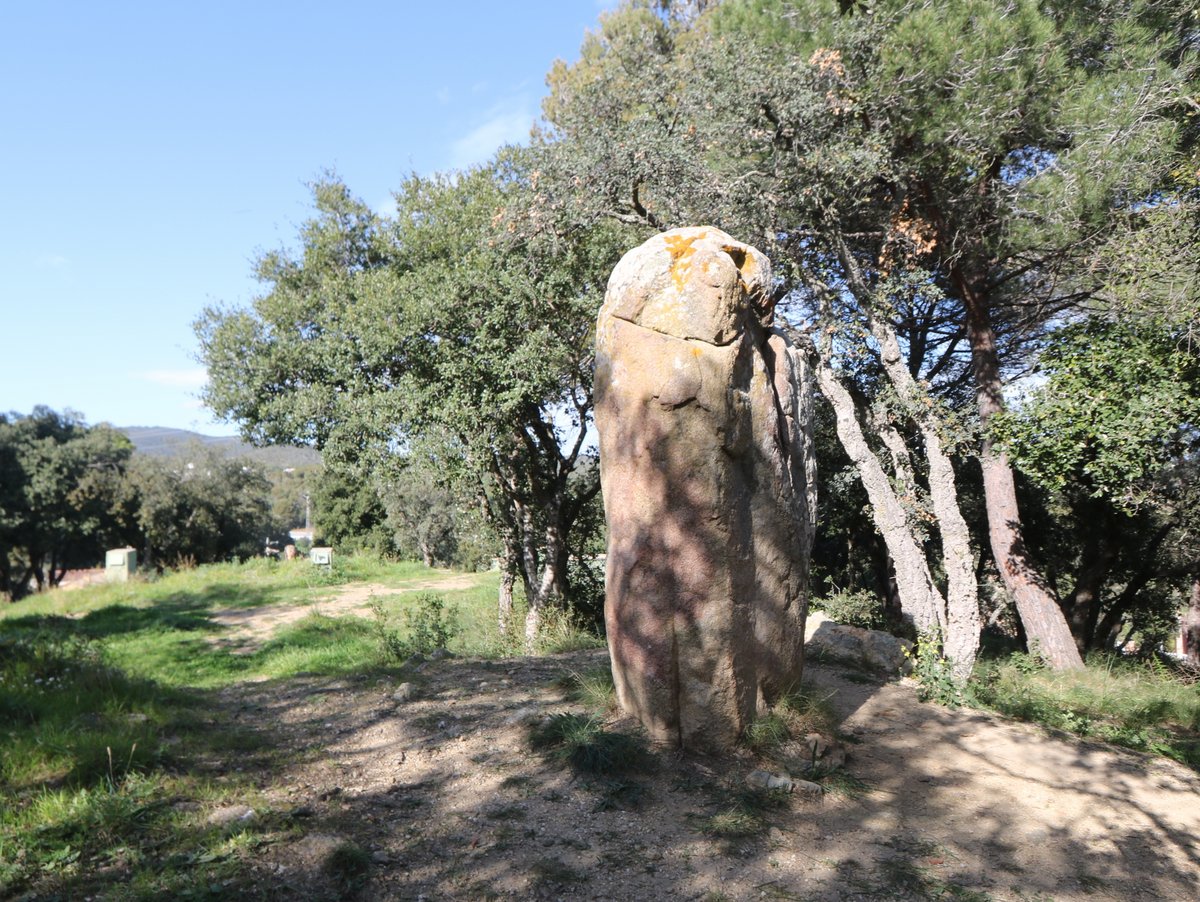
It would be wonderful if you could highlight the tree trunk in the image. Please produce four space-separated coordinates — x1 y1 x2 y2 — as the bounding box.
925 435 981 682
960 276 1084 670
1182 574 1200 665
1065 528 1114 656
863 305 980 680
497 532 519 636
811 353 944 634
498 569 515 636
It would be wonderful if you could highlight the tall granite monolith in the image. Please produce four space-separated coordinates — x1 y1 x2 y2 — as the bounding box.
595 227 816 750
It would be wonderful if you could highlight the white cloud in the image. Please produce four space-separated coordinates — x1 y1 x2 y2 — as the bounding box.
35 253 69 269
435 86 451 105
134 368 209 390
449 98 537 170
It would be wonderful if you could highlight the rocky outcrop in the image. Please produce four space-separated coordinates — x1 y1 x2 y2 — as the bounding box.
595 227 816 750
805 621 914 676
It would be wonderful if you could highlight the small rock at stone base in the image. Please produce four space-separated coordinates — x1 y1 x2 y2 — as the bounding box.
503 706 541 726
392 683 414 702
746 769 795 791
794 779 824 798
206 804 256 827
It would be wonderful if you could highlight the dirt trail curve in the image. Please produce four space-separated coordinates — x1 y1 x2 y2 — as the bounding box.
209 573 481 648
213 648 1199 901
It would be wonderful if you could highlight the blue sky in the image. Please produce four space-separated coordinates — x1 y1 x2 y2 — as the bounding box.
0 1 613 435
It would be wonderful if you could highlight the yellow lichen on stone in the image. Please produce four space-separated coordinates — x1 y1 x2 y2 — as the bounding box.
663 231 706 292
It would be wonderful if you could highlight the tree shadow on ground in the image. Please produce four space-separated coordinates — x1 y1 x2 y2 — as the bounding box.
120 649 1196 901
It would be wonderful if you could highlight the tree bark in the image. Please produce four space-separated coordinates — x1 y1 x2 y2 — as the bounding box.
810 351 945 634
959 271 1084 670
1065 523 1115 655
861 303 980 680
1182 574 1200 665
829 234 981 679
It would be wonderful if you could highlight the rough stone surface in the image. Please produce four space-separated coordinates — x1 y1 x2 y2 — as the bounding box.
392 683 414 703
806 621 914 675
747 769 798 792
206 804 256 827
595 227 815 750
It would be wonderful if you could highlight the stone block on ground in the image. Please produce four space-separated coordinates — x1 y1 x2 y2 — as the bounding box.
806 621 913 675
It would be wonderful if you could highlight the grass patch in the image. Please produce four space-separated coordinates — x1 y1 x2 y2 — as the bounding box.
744 684 839 757
697 785 790 839
971 652 1200 770
325 839 372 891
529 713 650 776
0 556 508 899
558 666 617 712
531 856 588 887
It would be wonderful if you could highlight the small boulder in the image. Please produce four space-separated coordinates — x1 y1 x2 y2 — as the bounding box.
806 621 913 675
392 682 415 703
793 779 824 798
206 804 256 827
746 769 795 792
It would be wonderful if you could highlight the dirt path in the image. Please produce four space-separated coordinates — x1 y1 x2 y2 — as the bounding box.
206 647 1199 901
208 572 483 648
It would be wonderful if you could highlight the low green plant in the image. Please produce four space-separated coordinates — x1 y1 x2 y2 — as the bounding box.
369 591 461 661
529 713 649 775
404 592 459 653
326 840 372 891
743 685 839 756
560 667 617 712
970 652 1200 768
906 631 966 707
812 587 891 631
745 713 791 754
532 604 605 655
699 785 790 838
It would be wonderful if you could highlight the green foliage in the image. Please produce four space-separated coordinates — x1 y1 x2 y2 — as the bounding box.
744 685 839 759
972 652 1200 769
997 318 1200 509
560 667 617 712
325 840 371 891
699 784 790 839
311 465 392 555
0 408 134 598
813 587 891 631
907 631 968 706
197 158 626 623
403 592 459 654
128 444 277 569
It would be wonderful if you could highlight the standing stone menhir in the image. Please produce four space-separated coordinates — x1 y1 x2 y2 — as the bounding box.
595 227 816 751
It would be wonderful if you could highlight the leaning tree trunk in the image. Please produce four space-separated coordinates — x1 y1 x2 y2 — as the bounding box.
831 235 981 679
810 351 945 635
860 301 981 681
960 276 1084 670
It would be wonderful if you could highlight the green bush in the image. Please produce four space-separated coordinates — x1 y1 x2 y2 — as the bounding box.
370 592 460 661
813 588 891 631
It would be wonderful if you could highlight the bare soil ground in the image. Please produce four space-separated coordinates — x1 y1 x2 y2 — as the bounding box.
200 624 1200 899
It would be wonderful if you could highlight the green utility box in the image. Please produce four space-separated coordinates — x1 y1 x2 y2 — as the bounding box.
105 547 138 582
310 547 333 567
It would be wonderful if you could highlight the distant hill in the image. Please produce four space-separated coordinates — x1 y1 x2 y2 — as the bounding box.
120 427 321 470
